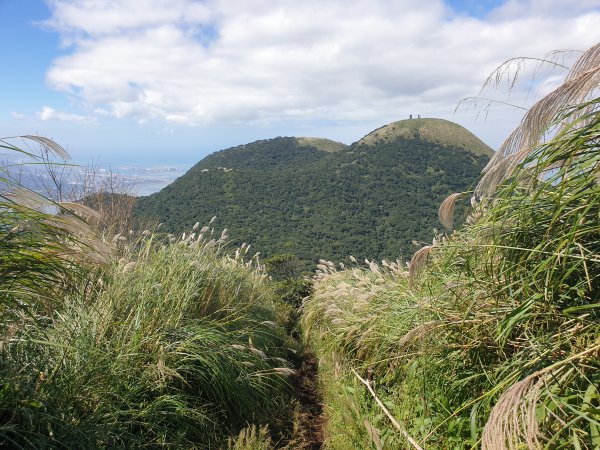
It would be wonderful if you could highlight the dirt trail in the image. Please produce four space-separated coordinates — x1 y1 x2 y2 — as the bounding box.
286 349 325 449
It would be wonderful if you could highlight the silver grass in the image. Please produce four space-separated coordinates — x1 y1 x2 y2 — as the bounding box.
398 321 443 347
5 187 52 212
438 192 463 229
476 43 600 198
408 245 434 287
249 347 267 359
272 367 296 377
122 261 136 273
21 135 70 160
59 202 102 221
481 372 547 450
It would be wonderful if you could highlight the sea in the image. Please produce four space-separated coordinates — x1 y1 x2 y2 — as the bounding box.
1 158 195 198
102 162 194 196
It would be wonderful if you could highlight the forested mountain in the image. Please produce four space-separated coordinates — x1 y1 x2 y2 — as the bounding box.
135 118 492 265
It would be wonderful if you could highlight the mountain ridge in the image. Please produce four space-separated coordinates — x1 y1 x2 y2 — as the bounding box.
135 118 492 266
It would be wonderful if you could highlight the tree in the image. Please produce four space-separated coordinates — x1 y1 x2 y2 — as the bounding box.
264 253 302 282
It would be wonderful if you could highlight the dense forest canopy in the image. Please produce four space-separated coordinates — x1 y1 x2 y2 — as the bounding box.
135 118 492 266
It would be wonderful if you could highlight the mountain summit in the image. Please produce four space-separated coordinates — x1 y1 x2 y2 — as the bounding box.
358 118 493 156
135 119 492 265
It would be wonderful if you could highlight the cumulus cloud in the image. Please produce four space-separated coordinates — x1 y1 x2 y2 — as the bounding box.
42 0 600 127
37 106 97 124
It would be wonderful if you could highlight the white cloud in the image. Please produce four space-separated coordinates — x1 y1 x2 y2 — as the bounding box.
11 112 27 120
37 106 97 124
42 0 600 130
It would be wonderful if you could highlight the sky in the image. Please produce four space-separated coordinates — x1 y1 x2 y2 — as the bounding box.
1 0 600 166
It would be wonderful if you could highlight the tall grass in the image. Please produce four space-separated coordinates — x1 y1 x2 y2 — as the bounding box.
303 48 600 449
0 137 90 317
0 140 296 448
0 226 295 448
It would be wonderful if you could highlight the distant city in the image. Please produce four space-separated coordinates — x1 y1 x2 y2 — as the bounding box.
1 157 194 198
107 164 192 196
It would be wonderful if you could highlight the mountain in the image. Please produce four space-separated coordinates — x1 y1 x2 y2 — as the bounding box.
135 118 493 266
358 118 492 156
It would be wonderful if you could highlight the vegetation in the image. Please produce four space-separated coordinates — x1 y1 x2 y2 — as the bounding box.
4 38 599 450
302 44 600 449
135 121 491 267
358 118 492 156
0 141 298 448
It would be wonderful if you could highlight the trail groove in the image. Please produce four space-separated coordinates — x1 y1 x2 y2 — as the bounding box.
287 349 325 449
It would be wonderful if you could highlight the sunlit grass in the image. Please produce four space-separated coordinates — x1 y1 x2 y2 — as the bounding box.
0 140 296 448
303 51 600 448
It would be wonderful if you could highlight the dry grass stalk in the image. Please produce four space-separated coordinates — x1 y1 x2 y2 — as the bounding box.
481 372 547 450
4 187 52 211
477 148 531 198
365 259 383 277
408 245 433 287
568 43 600 81
43 214 113 263
482 343 600 449
351 368 424 450
21 135 70 160
477 43 600 197
438 192 463 229
398 321 442 347
7 193 112 262
479 54 570 94
227 425 272 449
122 261 136 273
381 258 406 276
59 202 102 221
272 367 296 377
364 420 383 450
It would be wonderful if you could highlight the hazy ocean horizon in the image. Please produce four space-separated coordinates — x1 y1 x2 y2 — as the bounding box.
107 162 194 196
1 157 195 198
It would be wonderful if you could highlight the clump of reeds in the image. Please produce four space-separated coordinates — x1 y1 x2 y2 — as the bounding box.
227 425 273 450
1 223 295 448
476 43 600 199
0 137 101 317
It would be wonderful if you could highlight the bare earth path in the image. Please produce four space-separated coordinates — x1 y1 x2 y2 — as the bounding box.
285 349 325 449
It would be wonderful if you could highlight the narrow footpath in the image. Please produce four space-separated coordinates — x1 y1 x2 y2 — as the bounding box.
286 349 326 449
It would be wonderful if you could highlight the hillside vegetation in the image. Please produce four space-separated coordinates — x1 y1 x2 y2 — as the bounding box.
302 44 600 449
358 118 492 157
135 119 491 266
0 143 298 448
3 41 599 450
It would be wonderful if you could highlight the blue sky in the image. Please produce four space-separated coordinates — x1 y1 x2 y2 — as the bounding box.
1 0 599 165
446 0 504 17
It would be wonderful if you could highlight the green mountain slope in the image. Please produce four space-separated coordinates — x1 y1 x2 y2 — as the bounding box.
358 118 493 156
135 119 492 265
